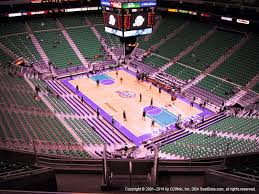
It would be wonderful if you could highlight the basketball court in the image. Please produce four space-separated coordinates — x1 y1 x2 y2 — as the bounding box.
62 68 213 145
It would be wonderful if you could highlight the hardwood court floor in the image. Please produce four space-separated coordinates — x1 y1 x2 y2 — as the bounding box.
70 69 201 137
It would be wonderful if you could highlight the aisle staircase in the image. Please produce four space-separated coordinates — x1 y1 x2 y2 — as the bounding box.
226 74 259 106
245 74 259 90
85 18 118 61
24 77 99 157
204 33 252 75
56 19 90 69
179 33 252 92
0 42 19 60
25 22 49 65
160 26 217 72
181 74 206 91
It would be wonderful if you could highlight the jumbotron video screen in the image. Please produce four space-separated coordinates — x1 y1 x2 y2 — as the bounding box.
101 0 156 37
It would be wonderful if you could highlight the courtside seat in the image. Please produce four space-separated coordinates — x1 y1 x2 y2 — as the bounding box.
179 31 243 71
197 75 236 99
35 30 81 68
212 35 259 86
165 63 200 81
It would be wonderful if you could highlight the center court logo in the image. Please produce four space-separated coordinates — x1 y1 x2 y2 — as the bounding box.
116 91 136 99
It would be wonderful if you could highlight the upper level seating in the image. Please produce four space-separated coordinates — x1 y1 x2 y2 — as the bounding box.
155 22 213 59
165 63 200 81
253 83 259 94
139 16 186 50
197 75 236 99
95 25 122 48
67 26 104 60
0 160 35 174
0 108 75 143
35 30 81 68
0 19 25 36
31 79 78 115
0 66 92 158
212 35 259 86
87 14 103 25
160 133 258 159
204 117 259 136
224 165 259 177
0 73 47 110
59 14 86 28
179 30 243 71
0 34 41 63
30 17 58 31
0 110 91 158
0 87 47 110
0 49 12 65
143 54 169 68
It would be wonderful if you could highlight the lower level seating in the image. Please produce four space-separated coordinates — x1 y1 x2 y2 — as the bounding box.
197 75 236 99
59 14 86 28
139 16 186 51
143 54 169 68
179 30 242 71
0 34 41 63
45 95 76 115
211 35 259 86
65 118 106 145
165 63 200 81
155 22 212 59
35 30 81 69
30 17 58 31
67 27 104 60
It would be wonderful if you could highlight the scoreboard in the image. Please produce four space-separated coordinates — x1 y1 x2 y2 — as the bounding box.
101 0 156 37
